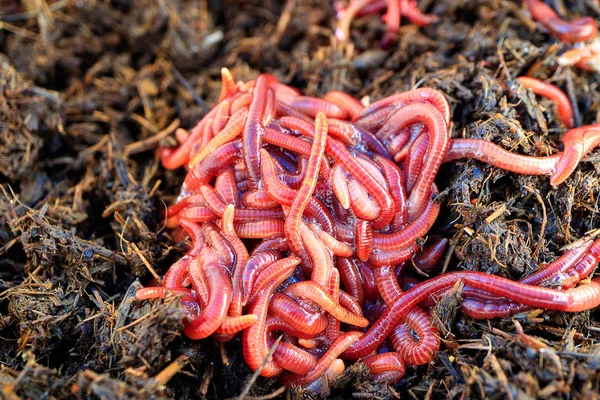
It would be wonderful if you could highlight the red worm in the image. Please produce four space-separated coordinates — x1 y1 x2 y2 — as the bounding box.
264 88 276 125
280 331 364 387
243 257 299 377
243 74 277 189
234 219 285 239
355 124 391 157
216 314 259 335
288 96 350 120
166 193 206 218
461 239 600 318
372 193 440 251
517 77 574 128
389 308 440 365
325 269 342 343
368 242 420 268
263 127 330 178
361 352 406 383
401 0 438 26
358 261 380 303
183 140 242 192
356 157 388 190
178 219 206 257
241 250 282 305
217 67 236 100
326 118 359 145
335 0 377 41
247 257 301 306
259 149 335 233
286 113 329 258
300 358 346 393
187 255 209 308
214 167 240 206
358 88 451 128
212 99 232 138
348 178 381 221
336 257 365 307
324 91 364 120
404 131 429 193
240 189 280 209
374 265 440 365
161 105 220 170
331 163 350 209
135 287 196 303
342 272 600 359
183 261 232 340
443 139 561 176
383 103 448 219
251 237 289 254
231 93 253 113
525 0 598 43
551 124 600 186
374 155 408 229
163 256 191 289
412 237 448 273
222 205 249 317
273 342 318 375
277 156 309 189
285 281 370 327
275 100 314 122
202 223 235 265
269 293 329 336
310 223 354 257
301 223 334 286
355 219 374 262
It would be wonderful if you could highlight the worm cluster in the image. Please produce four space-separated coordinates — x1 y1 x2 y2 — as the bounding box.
135 66 600 390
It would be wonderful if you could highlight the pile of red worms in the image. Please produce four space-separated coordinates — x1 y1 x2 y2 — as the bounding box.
134 66 600 390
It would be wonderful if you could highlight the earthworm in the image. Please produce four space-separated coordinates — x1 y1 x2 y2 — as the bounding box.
189 108 247 167
336 257 365 307
273 341 318 375
243 74 277 189
355 219 374 262
361 352 406 383
324 91 364 120
183 261 232 340
234 219 285 239
287 96 349 120
525 0 598 43
517 76 574 128
243 257 299 377
217 68 236 102
268 293 329 336
412 237 448 273
214 167 240 206
285 113 329 257
443 138 561 176
285 281 370 327
551 124 600 186
280 331 364 386
342 272 600 358
241 250 282 305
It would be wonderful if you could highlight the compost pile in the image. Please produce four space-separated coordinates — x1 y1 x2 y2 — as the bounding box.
1 1 600 399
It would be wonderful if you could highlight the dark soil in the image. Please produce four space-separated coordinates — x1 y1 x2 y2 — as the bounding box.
1 0 600 399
